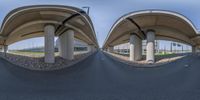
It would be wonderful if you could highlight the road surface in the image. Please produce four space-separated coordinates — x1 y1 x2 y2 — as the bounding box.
0 51 200 100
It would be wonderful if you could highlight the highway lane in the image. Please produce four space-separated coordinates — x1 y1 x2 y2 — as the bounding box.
0 51 200 100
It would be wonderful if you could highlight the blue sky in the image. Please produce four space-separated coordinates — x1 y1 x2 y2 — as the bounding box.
0 0 200 49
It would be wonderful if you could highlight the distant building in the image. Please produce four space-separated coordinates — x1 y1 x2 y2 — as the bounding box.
8 38 89 52
56 38 88 52
113 40 192 55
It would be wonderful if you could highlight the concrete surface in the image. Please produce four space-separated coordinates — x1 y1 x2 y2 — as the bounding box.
59 30 74 60
146 30 155 63
129 34 142 61
44 24 55 63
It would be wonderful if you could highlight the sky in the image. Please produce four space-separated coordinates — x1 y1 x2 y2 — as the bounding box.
0 0 200 49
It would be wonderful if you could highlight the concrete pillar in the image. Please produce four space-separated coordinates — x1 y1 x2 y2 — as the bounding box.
94 47 96 52
87 44 95 53
0 46 2 52
108 46 113 53
92 46 96 52
44 24 55 63
56 38 61 53
59 30 74 60
87 45 92 52
192 46 197 53
92 46 95 52
146 30 155 63
129 33 142 61
3 45 8 56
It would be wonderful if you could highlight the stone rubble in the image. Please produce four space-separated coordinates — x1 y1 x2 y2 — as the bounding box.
0 52 93 71
104 51 190 67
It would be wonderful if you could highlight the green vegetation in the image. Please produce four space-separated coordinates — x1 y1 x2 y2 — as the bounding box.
155 52 175 56
8 50 86 57
11 51 44 54
113 51 182 57
9 51 45 57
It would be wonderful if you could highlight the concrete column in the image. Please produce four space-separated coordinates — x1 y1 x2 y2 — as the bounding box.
0 46 2 52
192 46 197 53
92 46 95 52
59 30 74 60
56 38 61 53
88 44 95 53
129 33 142 61
108 46 113 53
146 30 155 63
92 46 96 52
44 24 55 63
3 45 8 56
87 45 92 52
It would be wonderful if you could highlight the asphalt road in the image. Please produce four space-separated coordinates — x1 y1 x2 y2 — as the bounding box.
0 51 200 100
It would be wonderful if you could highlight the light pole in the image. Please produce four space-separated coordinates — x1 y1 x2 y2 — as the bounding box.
182 45 184 53
82 6 90 15
170 42 173 53
157 40 160 54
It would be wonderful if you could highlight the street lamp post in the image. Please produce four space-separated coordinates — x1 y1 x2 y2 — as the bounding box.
82 6 90 15
170 42 173 53
182 45 184 53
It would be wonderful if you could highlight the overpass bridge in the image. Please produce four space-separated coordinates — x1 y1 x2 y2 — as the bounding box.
0 5 98 63
103 10 200 63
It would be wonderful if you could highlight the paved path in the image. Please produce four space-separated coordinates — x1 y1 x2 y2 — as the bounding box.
0 51 200 100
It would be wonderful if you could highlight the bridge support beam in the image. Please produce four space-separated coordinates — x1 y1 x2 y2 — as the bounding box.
44 24 55 63
146 30 155 63
59 30 74 60
129 33 142 61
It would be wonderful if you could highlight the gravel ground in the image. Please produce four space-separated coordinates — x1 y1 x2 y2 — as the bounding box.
0 52 94 71
104 51 191 67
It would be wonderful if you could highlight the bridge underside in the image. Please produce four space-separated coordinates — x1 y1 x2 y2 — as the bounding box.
104 10 200 63
0 5 98 63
